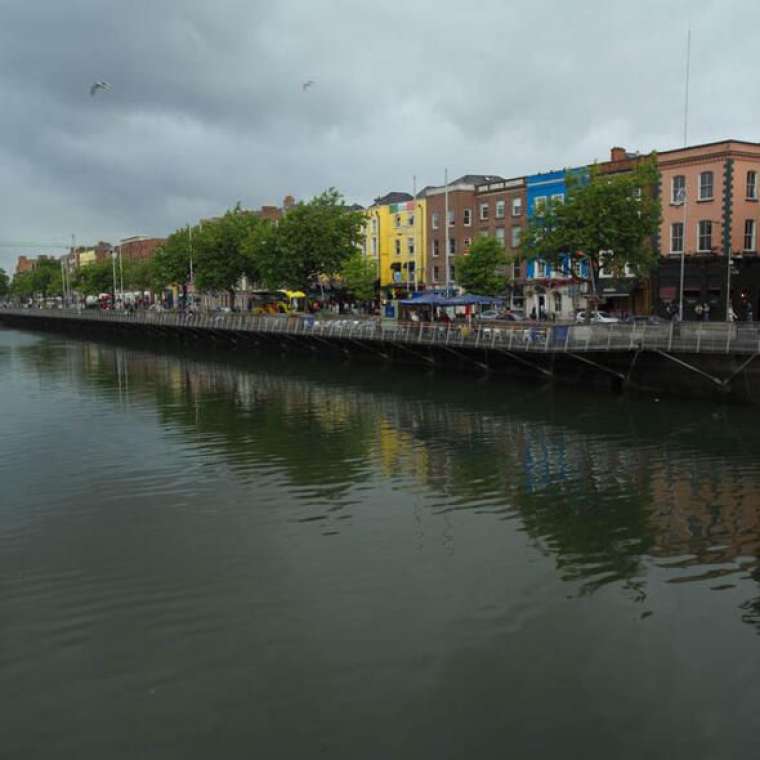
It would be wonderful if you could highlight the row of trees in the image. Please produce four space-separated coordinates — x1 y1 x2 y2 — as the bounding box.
7 160 661 304
151 189 369 307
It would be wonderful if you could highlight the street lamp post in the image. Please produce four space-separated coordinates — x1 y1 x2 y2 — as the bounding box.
678 186 688 321
111 250 118 309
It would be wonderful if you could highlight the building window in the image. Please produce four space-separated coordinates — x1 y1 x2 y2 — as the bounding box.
512 198 522 216
464 237 471 250
495 228 505 247
551 193 564 204
449 262 456 281
534 196 547 214
447 210 455 227
371 237 377 255
432 212 439 230
495 200 505 219
463 208 472 226
395 214 401 228
511 226 521 248
699 171 714 201
480 203 489 221
672 175 686 204
407 237 415 255
748 171 758 200
698 220 712 252
432 239 440 257
670 222 684 254
408 213 415 227
371 218 377 233
744 219 756 252
433 265 440 282
395 239 401 255
449 238 456 254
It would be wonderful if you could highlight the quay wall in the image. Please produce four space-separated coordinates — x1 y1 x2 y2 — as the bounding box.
2 310 760 403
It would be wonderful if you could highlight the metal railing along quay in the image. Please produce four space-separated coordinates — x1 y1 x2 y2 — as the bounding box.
4 307 760 356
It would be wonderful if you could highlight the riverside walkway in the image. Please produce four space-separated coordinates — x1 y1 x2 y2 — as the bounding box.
3 308 760 400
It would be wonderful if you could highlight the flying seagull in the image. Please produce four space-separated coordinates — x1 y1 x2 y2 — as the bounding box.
90 81 112 97
302 80 315 92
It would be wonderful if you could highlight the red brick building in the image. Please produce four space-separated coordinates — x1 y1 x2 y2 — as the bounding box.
117 237 165 263
423 174 502 288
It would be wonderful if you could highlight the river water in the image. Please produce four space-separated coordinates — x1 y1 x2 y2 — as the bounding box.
1 326 760 759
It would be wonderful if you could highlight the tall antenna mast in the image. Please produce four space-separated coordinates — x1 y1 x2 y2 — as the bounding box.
683 27 691 147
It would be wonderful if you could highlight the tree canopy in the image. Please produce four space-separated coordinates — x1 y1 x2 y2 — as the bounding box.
0 268 9 298
255 189 365 291
72 259 114 296
455 236 512 296
193 206 261 306
151 227 194 290
340 251 378 302
520 155 661 292
11 258 63 299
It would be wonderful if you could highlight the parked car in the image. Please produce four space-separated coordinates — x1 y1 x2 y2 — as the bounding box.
575 310 619 324
479 309 524 321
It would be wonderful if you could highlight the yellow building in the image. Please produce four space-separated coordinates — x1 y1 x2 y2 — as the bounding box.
77 249 97 268
364 191 427 290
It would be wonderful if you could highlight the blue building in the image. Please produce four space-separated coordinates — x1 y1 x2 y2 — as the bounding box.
524 167 589 319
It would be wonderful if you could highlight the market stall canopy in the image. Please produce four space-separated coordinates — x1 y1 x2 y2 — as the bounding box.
399 293 505 307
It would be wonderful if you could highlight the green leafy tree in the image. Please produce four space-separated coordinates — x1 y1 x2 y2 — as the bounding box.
123 258 155 293
455 236 511 295
256 189 365 291
11 270 35 299
339 252 378 302
194 206 261 308
0 268 9 298
72 260 115 296
31 258 63 298
152 227 194 290
520 155 661 300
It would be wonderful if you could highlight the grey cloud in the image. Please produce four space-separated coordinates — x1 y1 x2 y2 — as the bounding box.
0 0 757 272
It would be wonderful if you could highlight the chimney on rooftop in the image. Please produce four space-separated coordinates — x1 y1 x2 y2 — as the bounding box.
610 147 627 162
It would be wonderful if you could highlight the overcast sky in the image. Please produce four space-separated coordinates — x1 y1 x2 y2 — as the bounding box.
0 0 756 272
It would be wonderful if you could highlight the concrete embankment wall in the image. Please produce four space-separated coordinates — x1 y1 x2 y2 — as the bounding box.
1 311 759 404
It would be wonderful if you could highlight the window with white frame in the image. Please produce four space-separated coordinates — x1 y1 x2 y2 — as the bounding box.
534 196 547 214
408 213 415 227
395 214 401 228
512 197 522 216
744 219 756 251
371 218 377 233
432 239 440 257
748 171 758 200
447 210 455 227
511 226 521 248
670 222 684 253
495 228 505 246
495 200 505 219
449 238 456 254
432 212 439 230
371 237 378 255
599 252 613 278
395 239 401 255
480 203 489 221
551 193 564 205
672 175 685 204
698 220 712 251
699 171 714 201
463 208 472 226
407 237 415 255
464 237 471 250
433 265 440 282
